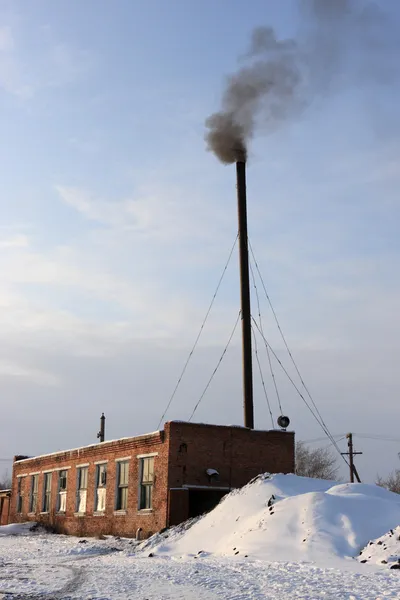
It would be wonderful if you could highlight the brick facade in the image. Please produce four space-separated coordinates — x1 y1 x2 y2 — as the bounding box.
0 490 11 526
9 421 294 538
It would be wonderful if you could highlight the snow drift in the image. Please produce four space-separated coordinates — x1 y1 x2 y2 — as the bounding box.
358 525 400 570
152 474 400 566
0 522 36 536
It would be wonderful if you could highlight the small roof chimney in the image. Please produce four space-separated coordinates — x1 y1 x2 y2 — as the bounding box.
97 413 105 443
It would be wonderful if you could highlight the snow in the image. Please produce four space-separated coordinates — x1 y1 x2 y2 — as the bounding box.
152 474 400 568
15 430 162 464
0 522 35 536
0 474 399 599
358 526 400 569
206 468 219 476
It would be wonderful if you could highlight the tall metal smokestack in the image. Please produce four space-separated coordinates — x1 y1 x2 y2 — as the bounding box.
236 161 254 429
97 413 105 443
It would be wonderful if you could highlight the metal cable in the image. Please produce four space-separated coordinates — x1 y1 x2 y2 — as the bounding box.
353 434 400 443
252 318 350 467
157 234 238 429
249 242 345 461
188 310 241 422
251 325 275 429
302 435 346 444
249 261 283 415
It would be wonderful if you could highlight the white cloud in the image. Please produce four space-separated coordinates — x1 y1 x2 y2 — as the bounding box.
0 359 59 386
0 22 91 99
0 234 29 248
55 184 226 242
48 43 91 86
0 25 33 98
0 26 14 52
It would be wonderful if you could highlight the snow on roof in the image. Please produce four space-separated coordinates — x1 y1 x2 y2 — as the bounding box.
15 430 162 464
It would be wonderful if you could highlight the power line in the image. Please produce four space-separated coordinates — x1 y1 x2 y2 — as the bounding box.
157 234 238 429
302 435 347 444
249 260 283 416
188 310 241 422
251 318 349 468
251 325 275 429
353 434 400 443
249 242 333 441
320 436 347 450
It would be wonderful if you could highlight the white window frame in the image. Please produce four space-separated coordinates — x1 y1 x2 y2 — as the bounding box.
95 463 107 513
42 472 52 513
138 456 154 510
76 466 88 514
16 477 24 513
57 470 68 513
115 461 129 511
29 474 39 513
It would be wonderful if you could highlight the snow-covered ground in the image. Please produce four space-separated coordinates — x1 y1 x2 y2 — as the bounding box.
0 474 399 599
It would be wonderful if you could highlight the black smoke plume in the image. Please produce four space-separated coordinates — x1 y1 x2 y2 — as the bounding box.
205 0 398 164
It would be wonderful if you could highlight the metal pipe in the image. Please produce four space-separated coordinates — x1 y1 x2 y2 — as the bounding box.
97 413 105 443
236 161 254 429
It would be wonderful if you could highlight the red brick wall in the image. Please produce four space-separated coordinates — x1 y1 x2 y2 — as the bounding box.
167 421 294 489
9 422 295 537
0 493 11 526
166 422 295 524
10 432 169 538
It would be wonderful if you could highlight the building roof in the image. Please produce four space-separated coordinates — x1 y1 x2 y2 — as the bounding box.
14 421 292 465
14 429 162 464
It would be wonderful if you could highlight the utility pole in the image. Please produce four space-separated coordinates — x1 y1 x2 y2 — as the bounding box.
341 433 362 483
236 160 254 429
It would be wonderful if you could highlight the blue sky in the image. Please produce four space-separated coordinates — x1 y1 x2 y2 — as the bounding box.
0 0 399 482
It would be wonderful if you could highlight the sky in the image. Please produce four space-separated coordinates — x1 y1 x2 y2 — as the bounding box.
0 0 399 483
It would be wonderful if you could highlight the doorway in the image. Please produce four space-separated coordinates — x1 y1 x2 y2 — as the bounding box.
188 489 228 518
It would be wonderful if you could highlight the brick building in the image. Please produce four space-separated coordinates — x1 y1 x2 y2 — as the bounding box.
0 489 11 526
9 421 294 538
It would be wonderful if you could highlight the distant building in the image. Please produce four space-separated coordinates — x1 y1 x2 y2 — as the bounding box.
9 421 294 538
0 489 11 526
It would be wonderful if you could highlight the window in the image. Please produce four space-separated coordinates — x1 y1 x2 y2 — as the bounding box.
17 477 24 513
139 457 154 510
95 463 107 512
76 467 88 513
57 470 68 513
30 475 39 513
115 461 129 511
42 473 52 513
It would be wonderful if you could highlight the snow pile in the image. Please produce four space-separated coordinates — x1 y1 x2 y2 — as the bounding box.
358 525 400 570
0 522 37 536
152 474 400 566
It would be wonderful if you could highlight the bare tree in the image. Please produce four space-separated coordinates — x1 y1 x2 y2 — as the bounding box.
295 441 339 480
376 470 400 494
0 469 12 490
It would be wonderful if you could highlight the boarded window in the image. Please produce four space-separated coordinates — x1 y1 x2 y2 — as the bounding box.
76 467 88 513
139 457 154 510
30 475 39 513
115 461 129 511
95 464 107 512
42 473 52 513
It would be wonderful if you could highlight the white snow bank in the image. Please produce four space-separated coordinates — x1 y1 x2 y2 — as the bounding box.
358 525 400 570
0 522 36 536
152 474 400 566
